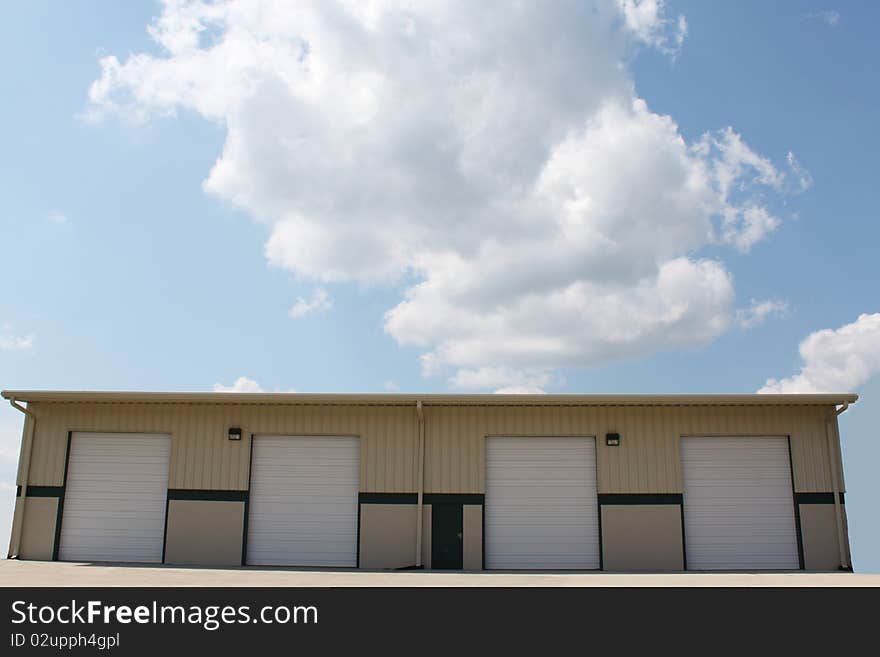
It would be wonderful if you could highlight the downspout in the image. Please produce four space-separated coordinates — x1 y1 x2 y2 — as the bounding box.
8 398 37 559
415 400 425 568
825 401 850 570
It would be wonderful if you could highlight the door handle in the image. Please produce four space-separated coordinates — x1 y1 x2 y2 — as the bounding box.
457 532 463 540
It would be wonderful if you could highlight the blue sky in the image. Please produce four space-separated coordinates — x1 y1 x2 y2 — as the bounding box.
1 1 877 570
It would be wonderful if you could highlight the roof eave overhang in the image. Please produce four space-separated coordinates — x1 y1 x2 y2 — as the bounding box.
0 390 860 407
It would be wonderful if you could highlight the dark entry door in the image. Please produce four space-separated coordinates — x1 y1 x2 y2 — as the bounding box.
431 503 463 569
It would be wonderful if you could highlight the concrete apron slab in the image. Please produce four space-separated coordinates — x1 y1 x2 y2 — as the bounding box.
1 561 877 587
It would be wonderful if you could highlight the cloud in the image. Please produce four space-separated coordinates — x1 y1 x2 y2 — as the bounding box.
47 211 68 223
759 313 880 393
697 139 813 252
383 380 399 392
0 325 34 352
786 152 814 192
720 205 780 252
736 299 789 329
289 288 332 319
213 376 297 393
449 366 561 393
618 0 688 56
804 10 840 27
86 1 803 392
494 386 547 395
213 376 263 393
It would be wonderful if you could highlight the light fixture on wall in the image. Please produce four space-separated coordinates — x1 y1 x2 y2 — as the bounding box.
605 432 620 447
228 427 242 441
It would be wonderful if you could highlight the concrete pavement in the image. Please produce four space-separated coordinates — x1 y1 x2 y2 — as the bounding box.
1 560 877 587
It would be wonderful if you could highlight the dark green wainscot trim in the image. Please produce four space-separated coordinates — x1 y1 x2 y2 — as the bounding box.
358 493 418 504
16 485 64 498
166 489 249 502
598 493 683 505
794 492 845 505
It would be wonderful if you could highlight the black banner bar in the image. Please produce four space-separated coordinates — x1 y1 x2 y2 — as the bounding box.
1 586 875 653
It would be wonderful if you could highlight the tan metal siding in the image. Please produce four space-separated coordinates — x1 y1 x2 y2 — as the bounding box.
21 401 843 495
831 415 846 491
14 412 33 486
426 405 680 494
424 404 843 494
24 402 417 492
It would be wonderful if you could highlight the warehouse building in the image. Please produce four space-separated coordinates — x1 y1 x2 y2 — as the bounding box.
3 390 856 572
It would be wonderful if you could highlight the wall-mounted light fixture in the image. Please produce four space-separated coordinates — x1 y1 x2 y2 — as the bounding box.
605 432 620 447
228 427 242 441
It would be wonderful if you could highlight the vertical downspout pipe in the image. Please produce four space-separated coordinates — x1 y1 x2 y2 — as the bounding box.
415 401 425 568
826 401 850 570
8 398 37 559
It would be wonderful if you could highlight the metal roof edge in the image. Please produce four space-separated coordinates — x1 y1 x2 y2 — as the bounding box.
0 390 860 407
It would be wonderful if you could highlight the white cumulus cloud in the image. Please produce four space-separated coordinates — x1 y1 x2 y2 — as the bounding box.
494 386 548 395
0 325 34 352
786 152 814 192
213 376 264 393
289 288 332 319
449 366 561 394
87 1 803 391
736 299 789 329
804 10 840 27
618 0 687 55
213 376 297 393
759 313 880 393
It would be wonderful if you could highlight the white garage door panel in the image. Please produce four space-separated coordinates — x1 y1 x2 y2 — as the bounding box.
59 433 171 563
247 436 359 567
682 437 799 570
486 437 599 569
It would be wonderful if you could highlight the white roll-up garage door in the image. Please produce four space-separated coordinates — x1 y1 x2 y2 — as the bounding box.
58 432 171 563
247 436 359 567
485 437 599 569
681 437 800 570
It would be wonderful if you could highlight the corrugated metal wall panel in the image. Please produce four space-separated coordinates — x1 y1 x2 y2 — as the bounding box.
424 404 844 494
24 403 418 492
20 401 843 495
13 413 32 486
832 416 846 491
